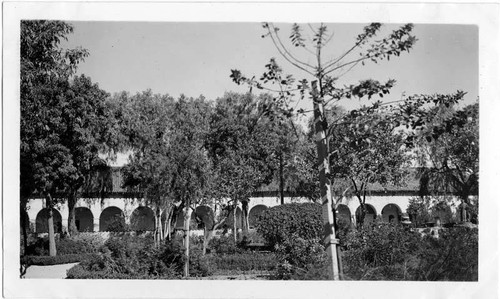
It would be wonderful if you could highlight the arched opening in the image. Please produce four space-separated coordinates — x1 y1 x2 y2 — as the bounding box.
130 206 155 231
35 208 62 233
192 205 214 229
336 204 352 224
382 203 402 223
248 205 268 229
355 204 377 226
75 207 94 232
225 207 243 229
99 206 125 232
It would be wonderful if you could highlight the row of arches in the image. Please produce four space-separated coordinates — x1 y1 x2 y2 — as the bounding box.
34 206 156 233
32 203 403 233
337 203 403 225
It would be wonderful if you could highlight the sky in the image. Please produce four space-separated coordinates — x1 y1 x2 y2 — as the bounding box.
59 21 478 166
62 22 478 113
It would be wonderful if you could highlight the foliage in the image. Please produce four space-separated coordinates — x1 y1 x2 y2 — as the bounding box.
256 203 322 247
273 235 328 280
415 103 479 220
21 20 120 238
406 196 458 227
66 234 214 279
341 222 422 280
206 93 281 201
413 227 478 281
210 252 278 272
21 253 97 266
25 234 104 256
103 215 130 232
208 234 242 255
338 223 477 281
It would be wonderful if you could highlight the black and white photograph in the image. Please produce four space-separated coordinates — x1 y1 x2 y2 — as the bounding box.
3 2 499 299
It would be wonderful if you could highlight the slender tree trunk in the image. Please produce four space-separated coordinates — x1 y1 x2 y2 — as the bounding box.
20 198 29 256
232 201 238 242
183 204 192 278
67 193 78 236
154 207 162 246
312 80 340 280
46 193 57 256
241 200 249 236
279 153 285 205
164 207 173 241
202 227 214 256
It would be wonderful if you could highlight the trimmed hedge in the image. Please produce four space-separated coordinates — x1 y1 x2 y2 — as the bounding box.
21 253 97 266
255 203 323 247
210 252 277 271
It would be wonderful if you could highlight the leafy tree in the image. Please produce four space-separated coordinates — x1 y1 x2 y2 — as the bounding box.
329 109 412 228
115 90 177 244
230 22 467 279
206 92 291 239
61 75 118 235
21 20 90 254
118 91 213 277
415 103 479 222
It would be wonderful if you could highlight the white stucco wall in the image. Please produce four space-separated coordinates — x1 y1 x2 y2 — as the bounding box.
25 193 467 232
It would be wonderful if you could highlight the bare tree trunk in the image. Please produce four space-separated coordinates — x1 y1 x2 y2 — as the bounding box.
312 80 340 280
20 198 29 256
46 193 57 256
232 201 238 242
164 207 173 241
279 152 285 205
241 200 249 236
183 205 192 278
67 190 78 236
202 227 213 256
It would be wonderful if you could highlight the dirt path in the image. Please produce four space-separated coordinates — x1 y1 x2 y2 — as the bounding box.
23 263 79 279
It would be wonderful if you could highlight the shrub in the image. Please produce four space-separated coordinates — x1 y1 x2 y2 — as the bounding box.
68 234 214 279
209 234 242 254
24 233 105 256
341 222 422 280
272 235 328 280
256 203 322 247
104 216 129 232
413 227 478 281
210 252 277 272
22 253 97 266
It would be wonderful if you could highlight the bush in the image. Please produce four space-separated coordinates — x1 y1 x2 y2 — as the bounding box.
272 235 328 280
339 223 478 281
104 216 129 232
25 233 105 256
413 227 478 281
22 253 97 266
341 222 422 280
210 252 277 272
209 234 242 254
256 203 322 247
67 234 214 279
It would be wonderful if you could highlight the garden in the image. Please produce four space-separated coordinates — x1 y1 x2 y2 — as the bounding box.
19 20 479 282
21 203 478 281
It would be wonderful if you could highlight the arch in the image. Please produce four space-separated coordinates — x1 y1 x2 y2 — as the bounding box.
35 208 62 233
99 206 125 232
381 203 402 223
130 206 155 231
355 204 377 226
225 207 243 229
192 205 215 229
248 205 268 228
75 207 94 232
336 204 352 224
